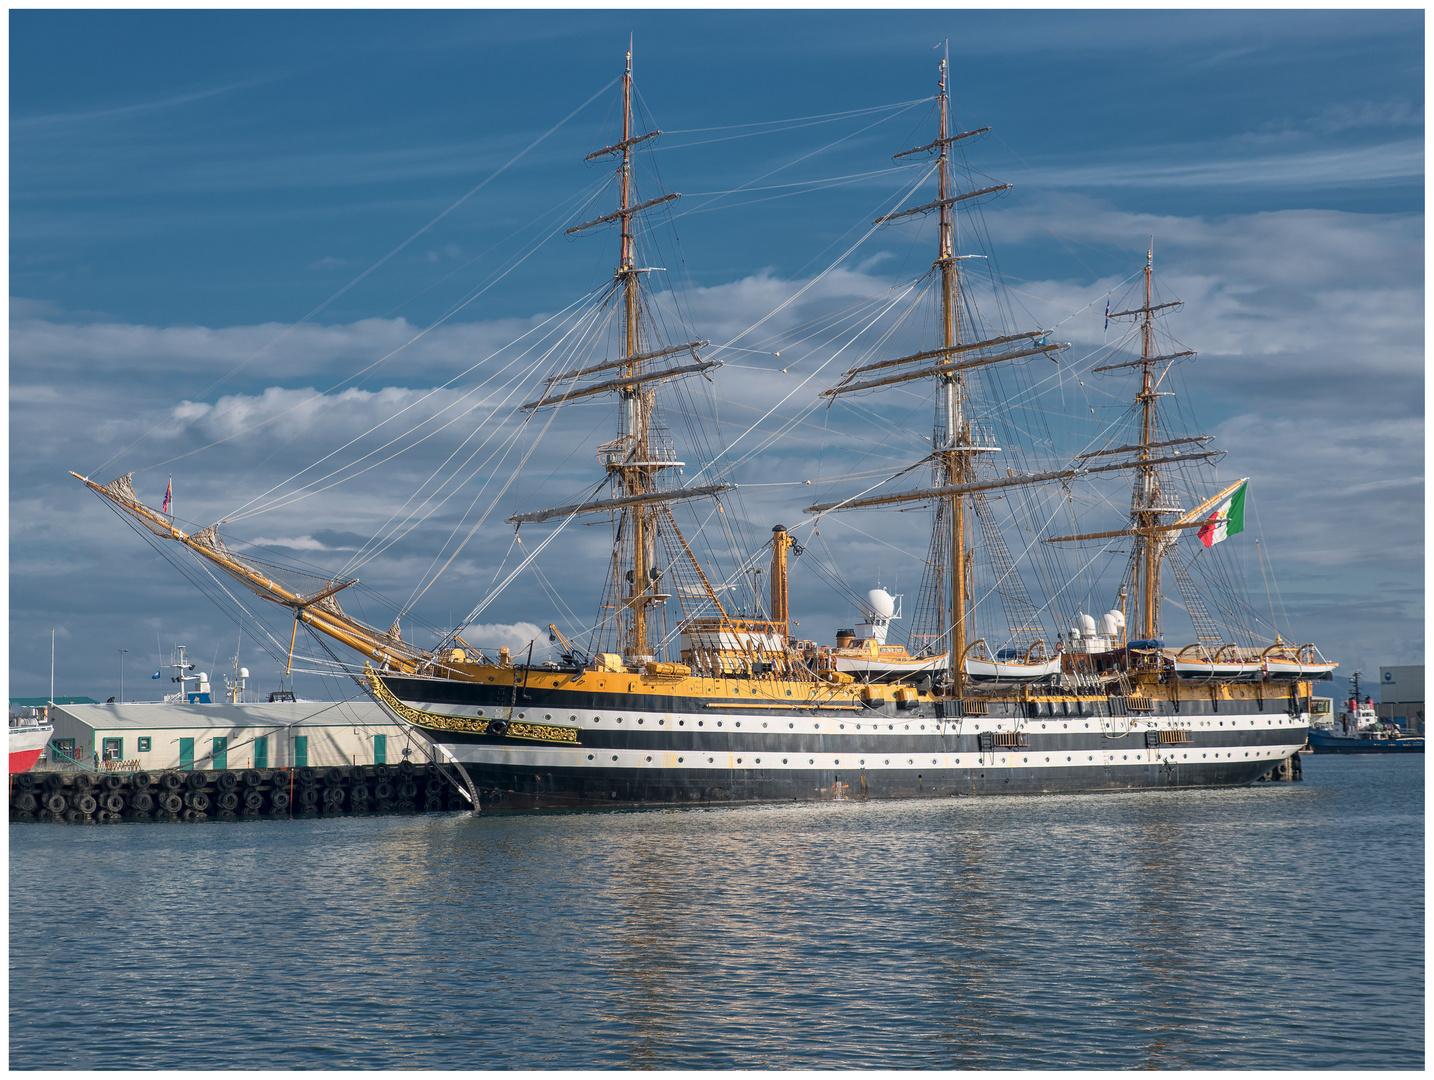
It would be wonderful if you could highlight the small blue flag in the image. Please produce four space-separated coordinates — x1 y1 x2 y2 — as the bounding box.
151 670 161 679
1104 300 1110 331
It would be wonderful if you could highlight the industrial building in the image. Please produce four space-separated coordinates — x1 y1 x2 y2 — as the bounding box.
1377 665 1424 735
48 698 431 772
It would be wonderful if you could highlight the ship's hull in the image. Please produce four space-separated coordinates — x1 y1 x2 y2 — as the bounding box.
371 671 1308 810
9 724 52 774
1306 729 1424 754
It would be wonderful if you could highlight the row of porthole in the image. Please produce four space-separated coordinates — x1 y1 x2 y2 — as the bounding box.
576 751 1273 768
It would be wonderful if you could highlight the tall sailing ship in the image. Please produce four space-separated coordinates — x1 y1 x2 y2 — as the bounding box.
76 51 1327 808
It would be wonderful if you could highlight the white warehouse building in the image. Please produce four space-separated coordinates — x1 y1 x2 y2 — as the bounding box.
48 698 431 772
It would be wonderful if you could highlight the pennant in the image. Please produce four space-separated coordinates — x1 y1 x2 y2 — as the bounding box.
1104 299 1110 331
162 478 172 514
151 670 162 679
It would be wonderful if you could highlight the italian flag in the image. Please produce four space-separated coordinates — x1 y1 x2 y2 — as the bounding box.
1198 480 1247 548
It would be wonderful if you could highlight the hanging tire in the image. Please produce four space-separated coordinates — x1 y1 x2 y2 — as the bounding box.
72 773 94 791
43 772 64 792
298 787 319 807
269 790 290 812
217 791 240 811
76 793 98 815
186 772 207 790
244 791 264 810
13 773 35 792
216 771 239 791
185 791 210 811
242 770 262 787
295 767 316 785
66 808 86 822
159 793 183 813
130 791 154 812
373 763 391 781
350 784 370 801
423 797 443 812
397 759 414 776
398 780 418 799
15 793 38 813
160 772 182 790
132 771 153 789
101 793 125 813
373 781 393 801
101 774 123 791
323 787 344 806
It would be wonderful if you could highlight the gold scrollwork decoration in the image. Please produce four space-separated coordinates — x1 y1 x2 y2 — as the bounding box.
365 669 579 744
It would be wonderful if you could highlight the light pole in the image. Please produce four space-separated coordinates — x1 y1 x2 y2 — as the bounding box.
119 649 128 702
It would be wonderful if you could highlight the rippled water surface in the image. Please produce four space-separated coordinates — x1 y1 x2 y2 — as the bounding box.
10 755 1423 1069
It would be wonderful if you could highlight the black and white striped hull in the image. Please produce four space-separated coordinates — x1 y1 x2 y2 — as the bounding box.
374 673 1308 810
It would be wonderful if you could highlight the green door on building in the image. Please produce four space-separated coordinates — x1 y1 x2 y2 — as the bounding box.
212 737 227 770
293 735 308 768
374 734 386 765
254 735 269 769
178 738 194 770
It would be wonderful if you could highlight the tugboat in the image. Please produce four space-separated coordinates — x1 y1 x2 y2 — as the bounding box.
1307 672 1423 753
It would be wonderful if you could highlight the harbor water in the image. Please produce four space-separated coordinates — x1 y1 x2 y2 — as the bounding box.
10 755 1422 1069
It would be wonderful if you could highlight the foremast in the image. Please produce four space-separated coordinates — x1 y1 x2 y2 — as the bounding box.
510 45 730 664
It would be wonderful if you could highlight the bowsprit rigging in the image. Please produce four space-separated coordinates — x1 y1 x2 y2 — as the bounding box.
76 46 1328 808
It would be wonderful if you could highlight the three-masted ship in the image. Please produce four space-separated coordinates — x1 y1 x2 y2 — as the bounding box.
77 51 1324 808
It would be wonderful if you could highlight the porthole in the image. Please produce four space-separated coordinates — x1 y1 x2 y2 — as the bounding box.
717 721 722 728
809 758 815 764
594 716 600 723
835 759 840 765
678 757 684 763
885 759 890 765
587 754 594 760
907 759 913 765
1066 756 1071 762
1045 757 1050 762
756 758 761 764
477 709 485 717
646 756 652 762
860 759 865 765
678 719 684 726
763 722 768 729
709 757 714 763
737 758 743 764
698 721 703 727
920 725 925 731
932 759 937 765
518 713 525 719
638 718 644 725
544 714 552 721
616 717 623 724
612 755 618 761
783 758 788 764
1023 757 1028 763
570 715 577 721
840 724 845 730
786 690 792 696
734 721 740 728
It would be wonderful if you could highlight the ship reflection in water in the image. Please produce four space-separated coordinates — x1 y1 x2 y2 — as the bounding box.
10 756 1420 1070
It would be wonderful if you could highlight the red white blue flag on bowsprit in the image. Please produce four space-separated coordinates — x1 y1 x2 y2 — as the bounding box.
162 478 172 514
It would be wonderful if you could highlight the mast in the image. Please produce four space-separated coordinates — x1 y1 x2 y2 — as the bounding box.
934 48 968 697
808 49 1072 697
513 43 730 662
1135 239 1161 641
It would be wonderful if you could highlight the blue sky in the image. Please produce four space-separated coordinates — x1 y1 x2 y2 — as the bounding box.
10 9 1423 702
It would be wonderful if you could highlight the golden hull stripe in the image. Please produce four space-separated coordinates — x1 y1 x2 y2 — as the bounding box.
366 669 580 744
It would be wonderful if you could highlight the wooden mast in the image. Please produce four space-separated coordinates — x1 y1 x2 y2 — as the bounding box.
1135 238 1161 641
615 41 654 659
934 49 968 698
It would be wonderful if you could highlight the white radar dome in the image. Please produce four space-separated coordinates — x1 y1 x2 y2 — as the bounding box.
864 588 897 619
1078 613 1097 636
239 667 250 679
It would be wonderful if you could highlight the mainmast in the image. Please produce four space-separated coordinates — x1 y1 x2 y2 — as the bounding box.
810 50 1067 698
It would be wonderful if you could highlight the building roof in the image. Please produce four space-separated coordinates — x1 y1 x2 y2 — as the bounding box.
53 698 399 732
